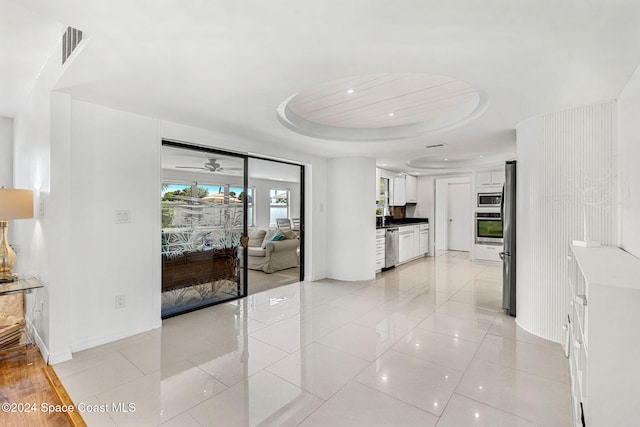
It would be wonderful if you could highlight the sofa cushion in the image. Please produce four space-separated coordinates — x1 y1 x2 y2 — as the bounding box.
247 247 266 257
248 229 267 247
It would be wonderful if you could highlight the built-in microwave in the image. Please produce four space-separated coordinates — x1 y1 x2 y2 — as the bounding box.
477 192 502 208
475 212 503 244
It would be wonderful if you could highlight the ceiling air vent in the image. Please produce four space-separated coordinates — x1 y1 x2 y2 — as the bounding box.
425 143 447 149
62 27 83 65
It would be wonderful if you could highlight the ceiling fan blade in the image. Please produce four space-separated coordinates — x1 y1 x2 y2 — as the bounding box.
175 166 207 170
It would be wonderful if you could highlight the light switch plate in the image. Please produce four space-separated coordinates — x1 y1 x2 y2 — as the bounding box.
115 210 131 224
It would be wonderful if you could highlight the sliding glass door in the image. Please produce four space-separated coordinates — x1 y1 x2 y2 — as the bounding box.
161 142 247 318
246 157 304 295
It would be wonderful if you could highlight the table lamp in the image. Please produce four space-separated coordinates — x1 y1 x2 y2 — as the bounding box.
0 188 33 283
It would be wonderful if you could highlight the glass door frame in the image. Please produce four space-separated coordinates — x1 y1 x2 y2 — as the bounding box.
162 139 249 313
247 154 305 281
161 140 306 313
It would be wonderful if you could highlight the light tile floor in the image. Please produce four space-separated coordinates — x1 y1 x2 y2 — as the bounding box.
53 251 572 426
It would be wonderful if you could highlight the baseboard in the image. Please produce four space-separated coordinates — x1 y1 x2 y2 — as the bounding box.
28 321 48 361
48 348 74 365
515 317 562 345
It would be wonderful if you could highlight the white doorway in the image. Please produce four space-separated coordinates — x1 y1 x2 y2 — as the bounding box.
447 182 471 250
435 177 471 252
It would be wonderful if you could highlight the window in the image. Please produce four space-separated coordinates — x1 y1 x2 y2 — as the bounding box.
231 186 254 227
162 182 253 228
269 189 289 226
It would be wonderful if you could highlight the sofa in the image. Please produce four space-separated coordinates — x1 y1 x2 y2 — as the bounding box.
246 229 299 273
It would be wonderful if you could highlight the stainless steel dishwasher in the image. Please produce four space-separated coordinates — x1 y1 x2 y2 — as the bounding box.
385 227 399 269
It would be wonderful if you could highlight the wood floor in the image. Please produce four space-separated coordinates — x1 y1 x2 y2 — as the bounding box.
0 345 85 427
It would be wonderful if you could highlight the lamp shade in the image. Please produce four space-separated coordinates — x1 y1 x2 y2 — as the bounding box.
0 188 34 220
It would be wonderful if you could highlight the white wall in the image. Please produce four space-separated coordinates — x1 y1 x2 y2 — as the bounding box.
13 39 65 362
415 176 435 256
66 100 161 351
0 117 12 187
618 65 640 258
327 157 376 281
516 101 618 343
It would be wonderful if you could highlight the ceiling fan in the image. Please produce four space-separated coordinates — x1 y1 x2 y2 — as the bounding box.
176 158 228 172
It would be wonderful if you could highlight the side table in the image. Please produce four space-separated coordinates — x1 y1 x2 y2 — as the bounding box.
0 277 44 353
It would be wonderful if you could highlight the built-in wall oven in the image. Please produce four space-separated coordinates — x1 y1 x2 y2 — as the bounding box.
475 212 503 244
477 192 502 208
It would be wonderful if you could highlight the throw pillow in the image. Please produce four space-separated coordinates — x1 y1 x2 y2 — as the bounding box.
271 231 285 241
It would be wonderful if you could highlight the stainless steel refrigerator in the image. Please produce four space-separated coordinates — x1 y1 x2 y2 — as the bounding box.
500 161 516 316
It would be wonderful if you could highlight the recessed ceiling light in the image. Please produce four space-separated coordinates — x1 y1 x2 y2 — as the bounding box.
480 154 484 158
347 89 354 94
388 112 395 117
444 158 448 161
380 163 387 166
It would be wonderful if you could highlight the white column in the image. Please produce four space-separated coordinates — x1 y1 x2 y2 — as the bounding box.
326 157 376 281
516 101 618 343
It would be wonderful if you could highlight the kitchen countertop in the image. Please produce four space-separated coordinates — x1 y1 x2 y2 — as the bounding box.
377 218 429 229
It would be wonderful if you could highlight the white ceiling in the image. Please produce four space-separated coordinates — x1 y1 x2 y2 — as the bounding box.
0 1 64 117
6 0 640 175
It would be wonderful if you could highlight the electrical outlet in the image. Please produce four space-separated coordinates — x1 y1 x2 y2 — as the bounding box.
115 294 126 309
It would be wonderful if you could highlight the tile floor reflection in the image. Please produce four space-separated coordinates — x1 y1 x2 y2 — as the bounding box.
53 251 571 426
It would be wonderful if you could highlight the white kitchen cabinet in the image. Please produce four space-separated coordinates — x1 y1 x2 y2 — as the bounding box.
405 175 417 203
375 229 386 272
474 243 501 262
476 172 492 186
491 170 505 185
412 225 421 257
398 226 414 263
392 176 406 205
419 224 429 255
567 245 640 427
476 170 505 187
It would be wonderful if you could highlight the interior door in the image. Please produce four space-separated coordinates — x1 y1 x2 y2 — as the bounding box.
447 182 471 251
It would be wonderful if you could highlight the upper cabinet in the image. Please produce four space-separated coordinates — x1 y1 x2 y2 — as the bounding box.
491 170 505 185
405 175 417 203
392 175 406 205
476 170 505 187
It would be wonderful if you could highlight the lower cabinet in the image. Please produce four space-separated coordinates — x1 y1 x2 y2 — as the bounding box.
419 224 429 255
398 227 414 264
375 229 386 271
474 243 501 262
567 245 640 427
